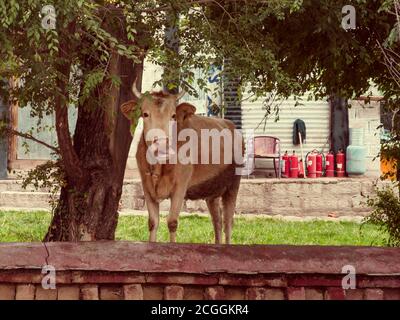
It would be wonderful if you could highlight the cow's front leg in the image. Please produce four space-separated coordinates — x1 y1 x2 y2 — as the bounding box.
167 190 186 243
144 191 160 242
167 166 192 242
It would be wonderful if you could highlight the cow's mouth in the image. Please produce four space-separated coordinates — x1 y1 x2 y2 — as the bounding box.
155 147 172 160
148 143 175 162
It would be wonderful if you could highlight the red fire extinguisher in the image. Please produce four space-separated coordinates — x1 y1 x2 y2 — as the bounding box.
282 151 290 178
316 152 323 178
336 149 346 177
289 151 299 178
298 159 305 178
325 151 335 177
306 150 317 178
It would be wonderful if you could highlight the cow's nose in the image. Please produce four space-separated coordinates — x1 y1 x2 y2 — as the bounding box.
154 137 171 160
155 137 168 144
152 136 169 144
158 138 168 149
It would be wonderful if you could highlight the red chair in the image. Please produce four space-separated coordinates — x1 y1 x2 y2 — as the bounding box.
253 136 281 178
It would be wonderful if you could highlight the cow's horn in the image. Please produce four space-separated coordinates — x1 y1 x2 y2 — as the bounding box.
176 90 185 100
131 79 142 99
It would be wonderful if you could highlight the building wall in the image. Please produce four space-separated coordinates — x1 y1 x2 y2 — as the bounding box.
241 96 382 177
348 99 381 177
241 96 331 171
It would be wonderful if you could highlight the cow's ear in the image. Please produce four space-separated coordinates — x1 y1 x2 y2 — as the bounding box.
120 100 137 120
176 103 196 121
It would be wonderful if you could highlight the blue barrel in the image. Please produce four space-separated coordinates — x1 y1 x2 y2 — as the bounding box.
346 128 367 176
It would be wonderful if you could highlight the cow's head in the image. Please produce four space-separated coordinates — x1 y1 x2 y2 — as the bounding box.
121 80 196 160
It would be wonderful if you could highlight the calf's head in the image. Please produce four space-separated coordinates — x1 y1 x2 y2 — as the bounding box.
121 81 196 160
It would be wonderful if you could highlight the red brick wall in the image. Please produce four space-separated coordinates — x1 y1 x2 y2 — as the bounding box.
0 242 399 300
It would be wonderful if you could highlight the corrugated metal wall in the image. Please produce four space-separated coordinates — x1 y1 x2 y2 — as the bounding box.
241 97 331 165
223 77 242 129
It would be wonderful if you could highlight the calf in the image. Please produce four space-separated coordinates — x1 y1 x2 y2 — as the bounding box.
121 82 243 244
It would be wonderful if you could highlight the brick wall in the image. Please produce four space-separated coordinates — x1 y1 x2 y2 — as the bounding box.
0 242 399 300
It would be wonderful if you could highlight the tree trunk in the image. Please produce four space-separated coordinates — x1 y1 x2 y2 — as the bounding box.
45 56 144 241
330 95 349 153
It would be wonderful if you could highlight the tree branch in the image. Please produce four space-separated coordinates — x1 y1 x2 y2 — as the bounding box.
55 21 84 183
376 39 400 89
395 0 400 42
55 99 83 183
3 128 60 154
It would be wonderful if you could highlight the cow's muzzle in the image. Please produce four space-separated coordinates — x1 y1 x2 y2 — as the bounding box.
149 137 175 162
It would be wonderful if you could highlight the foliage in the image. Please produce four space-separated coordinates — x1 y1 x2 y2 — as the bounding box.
365 1 400 246
0 0 306 112
380 131 400 180
1 0 397 141
365 185 400 246
257 0 395 100
0 0 142 113
20 160 66 210
375 0 400 169
0 0 397 121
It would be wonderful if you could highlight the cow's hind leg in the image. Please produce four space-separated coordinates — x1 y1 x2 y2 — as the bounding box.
222 177 240 244
206 197 222 244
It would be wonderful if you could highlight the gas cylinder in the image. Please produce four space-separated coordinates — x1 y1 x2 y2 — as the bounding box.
289 151 299 178
316 152 323 178
325 151 335 177
346 128 367 176
306 151 317 178
336 149 346 177
282 151 290 178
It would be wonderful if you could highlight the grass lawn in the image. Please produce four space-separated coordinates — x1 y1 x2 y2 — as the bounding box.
0 210 389 246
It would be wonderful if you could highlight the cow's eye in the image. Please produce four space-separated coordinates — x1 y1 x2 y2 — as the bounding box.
143 112 149 118
172 114 176 120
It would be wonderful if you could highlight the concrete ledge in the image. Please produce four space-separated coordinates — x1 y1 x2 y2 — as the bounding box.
0 242 399 300
0 242 399 275
0 178 389 217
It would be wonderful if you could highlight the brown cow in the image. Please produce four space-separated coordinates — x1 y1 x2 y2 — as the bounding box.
121 82 242 244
